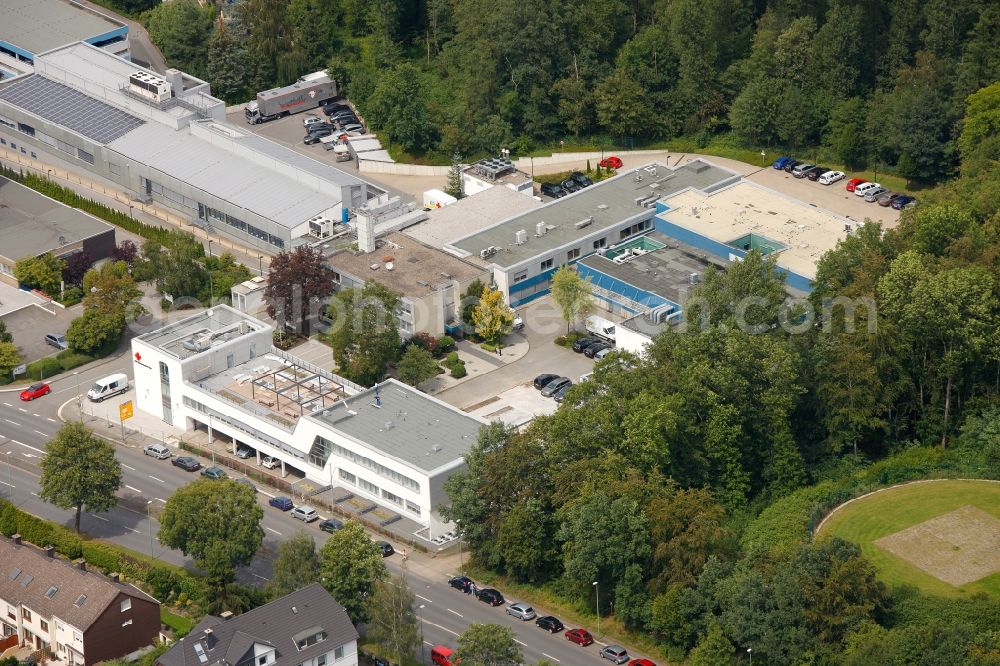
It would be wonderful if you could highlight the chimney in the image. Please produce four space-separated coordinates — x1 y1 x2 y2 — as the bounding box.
163 68 183 96
11 534 20 545
109 573 120 583
74 559 86 572
220 611 234 620
356 210 376 253
44 546 55 558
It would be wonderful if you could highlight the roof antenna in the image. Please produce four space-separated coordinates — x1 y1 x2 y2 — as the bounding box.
374 382 381 408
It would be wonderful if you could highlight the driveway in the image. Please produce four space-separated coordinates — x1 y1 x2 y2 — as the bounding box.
1 302 79 365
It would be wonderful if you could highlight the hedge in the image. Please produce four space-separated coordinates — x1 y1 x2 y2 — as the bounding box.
26 357 62 381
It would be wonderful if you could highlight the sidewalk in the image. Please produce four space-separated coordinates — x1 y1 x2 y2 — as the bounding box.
422 334 528 395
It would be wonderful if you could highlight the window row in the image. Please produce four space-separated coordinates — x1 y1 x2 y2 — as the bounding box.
319 437 420 492
619 219 651 240
338 469 421 517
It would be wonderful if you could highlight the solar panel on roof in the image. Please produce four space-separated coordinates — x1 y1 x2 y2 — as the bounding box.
0 75 145 145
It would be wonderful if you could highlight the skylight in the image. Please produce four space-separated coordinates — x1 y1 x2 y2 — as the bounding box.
8 568 20 581
45 586 58 599
73 594 87 607
20 574 33 587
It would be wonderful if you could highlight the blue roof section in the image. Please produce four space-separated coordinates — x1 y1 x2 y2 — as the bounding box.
577 262 672 310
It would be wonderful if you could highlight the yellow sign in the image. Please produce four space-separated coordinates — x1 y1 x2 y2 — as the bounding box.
119 401 134 421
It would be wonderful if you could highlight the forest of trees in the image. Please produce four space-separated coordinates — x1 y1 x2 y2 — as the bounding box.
443 81 1000 663
138 0 1000 174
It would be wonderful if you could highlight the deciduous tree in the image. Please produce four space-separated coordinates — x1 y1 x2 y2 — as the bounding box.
550 266 594 333
471 286 513 345
14 253 66 296
318 519 388 622
365 575 420 664
397 345 439 387
325 282 401 386
455 624 523 666
267 532 320 599
265 245 336 336
39 423 122 532
146 0 214 79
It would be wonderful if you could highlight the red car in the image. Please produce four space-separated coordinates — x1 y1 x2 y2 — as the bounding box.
565 628 594 646
845 177 867 192
599 156 623 169
19 382 51 401
630 660 657 666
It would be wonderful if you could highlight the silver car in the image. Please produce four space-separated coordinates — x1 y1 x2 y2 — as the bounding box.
864 186 889 202
506 602 536 621
600 645 630 664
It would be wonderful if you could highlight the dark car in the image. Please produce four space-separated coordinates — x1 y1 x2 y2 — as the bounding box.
172 456 201 472
536 615 564 633
449 575 474 591
319 518 343 533
571 171 593 188
565 628 594 646
807 167 830 182
877 192 903 207
534 373 561 390
303 131 331 145
772 156 794 170
584 342 612 358
540 182 567 198
376 540 395 557
553 383 573 403
540 377 571 398
572 336 600 352
476 588 505 606
782 159 802 173
560 178 581 193
891 195 916 210
233 478 257 492
200 466 228 480
268 496 294 511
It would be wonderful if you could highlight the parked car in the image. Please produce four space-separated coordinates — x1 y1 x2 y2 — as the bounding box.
323 102 350 114
601 646 630 664
594 347 614 359
799 165 824 179
782 159 802 173
291 505 319 522
818 170 845 185
302 114 322 127
572 336 601 352
449 575 474 592
201 466 227 480
560 178 581 193
807 166 831 181
845 177 868 192
341 123 365 133
143 443 171 460
535 616 564 633
571 171 593 187
506 602 536 620
172 456 201 472
533 373 561 390
629 660 657 666
376 540 395 557
19 382 50 401
269 496 294 511
541 377 571 397
565 628 594 646
863 186 889 202
233 478 257 492
855 182 881 197
599 156 623 169
877 192 903 207
235 446 254 459
476 588 504 606
553 383 573 403
304 131 332 145
584 342 612 358
540 182 567 198
791 163 816 178
891 195 916 210
261 456 279 469
772 156 795 170
431 645 456 666
44 334 68 350
319 518 343 533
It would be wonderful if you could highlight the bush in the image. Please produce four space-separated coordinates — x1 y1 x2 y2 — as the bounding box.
450 362 467 378
27 357 62 380
56 350 93 372
408 332 439 356
437 335 456 354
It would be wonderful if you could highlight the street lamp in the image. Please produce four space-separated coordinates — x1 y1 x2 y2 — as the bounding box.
417 604 427 665
748 647 752 665
146 500 154 558
207 240 214 306
73 371 81 419
592 581 600 639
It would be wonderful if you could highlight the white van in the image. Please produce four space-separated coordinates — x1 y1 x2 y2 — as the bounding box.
87 373 129 402
855 182 880 197
585 315 616 343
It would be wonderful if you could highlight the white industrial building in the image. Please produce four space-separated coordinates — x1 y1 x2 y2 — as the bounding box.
131 306 486 540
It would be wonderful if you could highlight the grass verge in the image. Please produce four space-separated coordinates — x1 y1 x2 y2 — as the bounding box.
160 607 195 637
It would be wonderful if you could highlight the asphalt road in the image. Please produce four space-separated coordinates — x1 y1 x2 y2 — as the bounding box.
0 370 651 665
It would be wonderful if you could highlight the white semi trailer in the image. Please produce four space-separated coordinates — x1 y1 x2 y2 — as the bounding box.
245 71 337 124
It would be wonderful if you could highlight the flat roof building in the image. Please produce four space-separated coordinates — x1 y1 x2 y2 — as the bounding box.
0 175 116 286
326 232 487 338
132 305 486 540
0 42 376 254
445 159 740 306
403 185 542 250
0 0 128 75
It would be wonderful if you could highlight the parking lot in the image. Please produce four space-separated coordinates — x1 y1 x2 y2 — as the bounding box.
0 299 78 364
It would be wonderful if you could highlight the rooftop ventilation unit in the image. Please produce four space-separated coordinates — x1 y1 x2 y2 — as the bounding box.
479 246 497 260
535 221 547 236
597 204 609 210
128 71 172 104
575 217 594 230
307 214 337 239
515 229 528 245
690 272 700 284
181 335 211 353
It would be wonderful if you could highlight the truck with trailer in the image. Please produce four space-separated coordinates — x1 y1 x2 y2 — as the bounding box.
245 71 338 124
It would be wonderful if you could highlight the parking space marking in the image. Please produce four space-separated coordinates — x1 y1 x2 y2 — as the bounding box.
541 654 560 663
122 464 136 471
514 639 527 646
2 403 10 407
415 594 433 603
124 527 140 534
17 408 27 413
447 608 463 618
46 418 55 423
0 481 14 488
33 430 46 437
89 514 109 522
155 498 166 503
4 419 20 427
125 485 141 493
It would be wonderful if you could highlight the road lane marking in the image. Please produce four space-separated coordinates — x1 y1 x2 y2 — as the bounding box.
422 619 459 637
32 414 41 418
541 654 560 663
447 608 463 618
2 403 10 407
250 573 270 581
89 514 110 522
155 498 166 503
415 594 433 603
125 485 141 493
124 527 140 534
0 481 14 487
30 492 37 497
21 453 36 459
265 527 282 536
423 641 434 647
46 418 55 423
514 639 526 646
149 475 164 483
33 430 46 437
122 464 136 471
4 420 20 427
13 441 44 454
17 408 27 413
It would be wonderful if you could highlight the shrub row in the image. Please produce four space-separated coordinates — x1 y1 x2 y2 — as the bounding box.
23 339 118 381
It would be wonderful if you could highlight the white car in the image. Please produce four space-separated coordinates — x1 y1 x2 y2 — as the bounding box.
302 115 322 127
855 182 881 197
818 170 845 185
261 456 279 469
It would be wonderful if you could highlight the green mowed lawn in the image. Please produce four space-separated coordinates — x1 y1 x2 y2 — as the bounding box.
817 480 1000 598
